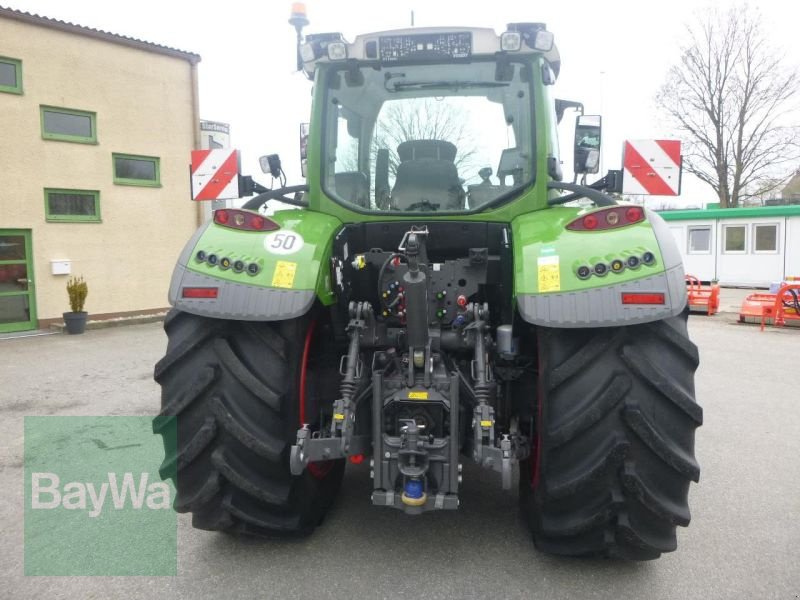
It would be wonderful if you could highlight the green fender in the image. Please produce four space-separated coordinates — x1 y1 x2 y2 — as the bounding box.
168 209 342 320
511 206 687 327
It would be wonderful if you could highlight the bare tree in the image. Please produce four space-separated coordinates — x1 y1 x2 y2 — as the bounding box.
372 98 479 179
656 5 799 208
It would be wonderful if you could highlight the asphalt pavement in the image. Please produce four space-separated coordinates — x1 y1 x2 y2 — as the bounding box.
1 314 798 599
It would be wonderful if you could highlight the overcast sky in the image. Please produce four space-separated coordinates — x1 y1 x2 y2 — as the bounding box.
7 0 800 206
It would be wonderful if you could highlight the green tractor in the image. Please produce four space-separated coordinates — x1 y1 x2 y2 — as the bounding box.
154 10 701 560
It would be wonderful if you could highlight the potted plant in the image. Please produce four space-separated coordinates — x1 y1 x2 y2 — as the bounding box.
63 276 89 334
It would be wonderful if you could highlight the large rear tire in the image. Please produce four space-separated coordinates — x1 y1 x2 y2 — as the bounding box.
153 309 344 536
520 311 702 560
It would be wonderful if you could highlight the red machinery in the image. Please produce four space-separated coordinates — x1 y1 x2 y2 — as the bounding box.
739 283 800 330
685 275 720 316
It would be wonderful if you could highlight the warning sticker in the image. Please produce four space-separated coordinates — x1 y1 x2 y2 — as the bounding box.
271 261 297 289
408 391 429 400
537 255 561 293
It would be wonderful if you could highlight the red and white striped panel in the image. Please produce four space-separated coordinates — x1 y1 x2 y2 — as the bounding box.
622 140 681 196
191 149 240 201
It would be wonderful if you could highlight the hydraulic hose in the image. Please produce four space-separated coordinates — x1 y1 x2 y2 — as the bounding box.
782 288 800 314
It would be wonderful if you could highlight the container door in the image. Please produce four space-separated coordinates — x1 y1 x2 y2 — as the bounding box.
0 230 37 333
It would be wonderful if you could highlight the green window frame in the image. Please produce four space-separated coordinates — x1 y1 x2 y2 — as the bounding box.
44 188 101 223
40 105 97 144
0 56 23 94
112 153 161 187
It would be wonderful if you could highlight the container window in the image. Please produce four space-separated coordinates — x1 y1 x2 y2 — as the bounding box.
688 227 711 254
723 225 746 253
753 224 778 253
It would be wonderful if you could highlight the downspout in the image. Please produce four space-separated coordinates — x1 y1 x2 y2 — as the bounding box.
190 60 203 227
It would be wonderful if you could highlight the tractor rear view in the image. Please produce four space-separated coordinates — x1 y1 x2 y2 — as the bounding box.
154 6 701 560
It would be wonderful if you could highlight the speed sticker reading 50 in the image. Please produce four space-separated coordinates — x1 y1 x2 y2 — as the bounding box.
263 231 304 255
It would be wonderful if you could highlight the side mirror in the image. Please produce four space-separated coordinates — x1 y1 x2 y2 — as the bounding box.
573 115 602 175
259 154 282 178
299 123 309 178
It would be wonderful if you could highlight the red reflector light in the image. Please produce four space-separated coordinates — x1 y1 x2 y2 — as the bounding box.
348 454 365 465
214 209 279 231
182 287 218 299
621 292 665 305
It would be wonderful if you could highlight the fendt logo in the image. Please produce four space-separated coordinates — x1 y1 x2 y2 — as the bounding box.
31 472 171 518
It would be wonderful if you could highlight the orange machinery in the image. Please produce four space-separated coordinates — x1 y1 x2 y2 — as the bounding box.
685 275 720 316
739 282 800 330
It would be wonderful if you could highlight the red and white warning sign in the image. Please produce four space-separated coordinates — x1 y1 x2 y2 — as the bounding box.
622 140 682 196
191 149 240 201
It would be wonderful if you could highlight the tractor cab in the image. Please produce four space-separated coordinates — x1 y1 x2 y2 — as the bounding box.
294 19 562 217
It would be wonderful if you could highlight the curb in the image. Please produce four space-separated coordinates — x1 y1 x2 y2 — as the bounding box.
49 312 167 333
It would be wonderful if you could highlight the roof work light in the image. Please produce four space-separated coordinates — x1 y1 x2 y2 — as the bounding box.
327 41 348 60
506 23 555 52
500 31 522 52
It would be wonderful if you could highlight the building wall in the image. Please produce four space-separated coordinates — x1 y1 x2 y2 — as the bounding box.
715 216 786 286
1 17 200 323
665 215 799 286
786 217 800 278
666 219 717 282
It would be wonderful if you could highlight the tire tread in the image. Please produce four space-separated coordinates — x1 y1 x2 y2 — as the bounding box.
523 311 701 560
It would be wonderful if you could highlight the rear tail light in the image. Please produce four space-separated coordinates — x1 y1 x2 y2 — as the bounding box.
567 206 646 231
625 207 644 222
214 209 279 231
621 292 665 305
182 287 218 299
583 214 599 230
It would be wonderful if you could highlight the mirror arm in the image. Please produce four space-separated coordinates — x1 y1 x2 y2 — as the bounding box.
555 98 584 124
238 175 271 197
251 181 271 195
547 181 617 207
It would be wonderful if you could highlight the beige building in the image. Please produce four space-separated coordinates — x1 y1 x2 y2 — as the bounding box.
781 168 800 204
0 7 202 332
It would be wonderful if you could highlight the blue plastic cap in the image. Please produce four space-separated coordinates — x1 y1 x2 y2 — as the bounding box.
404 479 424 499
